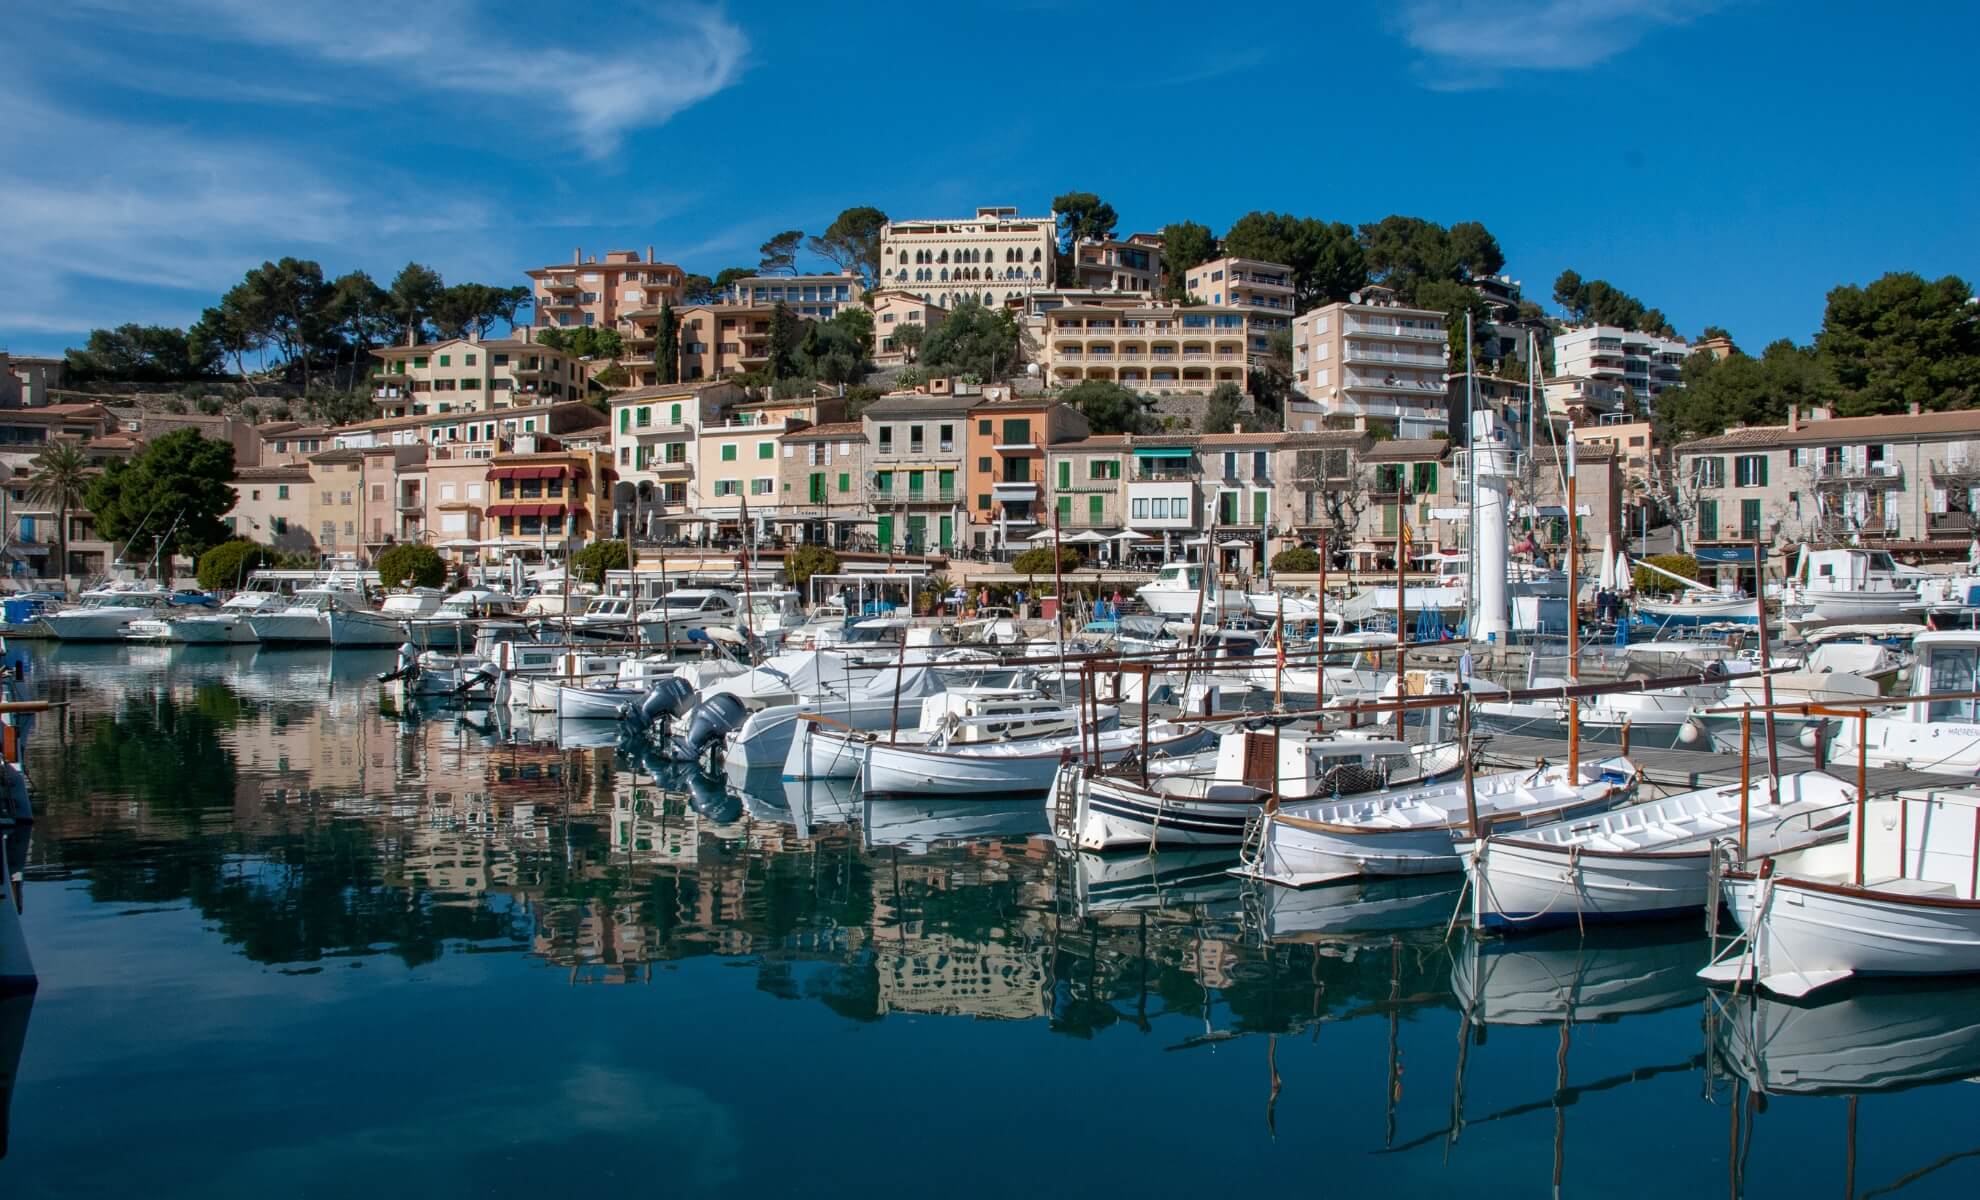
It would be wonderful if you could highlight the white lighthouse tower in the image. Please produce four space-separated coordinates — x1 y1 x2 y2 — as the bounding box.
1469 408 1514 644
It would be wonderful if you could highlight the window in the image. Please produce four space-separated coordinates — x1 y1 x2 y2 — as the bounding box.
758 442 774 460
1412 462 1438 494
1697 498 1718 539
1001 419 1031 445
670 403 682 424
1089 459 1119 480
272 517 287 535
1132 498 1149 519
1057 461 1071 489
1741 498 1763 539
1253 491 1269 524
636 407 652 427
464 354 476 366
838 472 850 494
752 478 774 495
1253 451 1269 480
251 488 262 501
619 410 630 433
438 354 450 367
277 485 289 500
721 444 738 462
978 456 992 473
939 424 954 452
909 426 925 453
808 473 826 503
371 485 384 501
714 480 740 497
879 427 894 452
339 491 352 505
1694 457 1726 489
1088 495 1103 523
1735 455 1769 488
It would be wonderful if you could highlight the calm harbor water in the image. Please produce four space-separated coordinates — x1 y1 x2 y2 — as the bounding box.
4 642 1979 1198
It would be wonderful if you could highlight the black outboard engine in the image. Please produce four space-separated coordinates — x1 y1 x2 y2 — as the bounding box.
377 642 421 683
660 693 749 763
621 676 698 734
454 661 501 698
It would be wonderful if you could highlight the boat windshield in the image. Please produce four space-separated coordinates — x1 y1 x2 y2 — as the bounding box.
1927 645 1980 722
659 593 720 610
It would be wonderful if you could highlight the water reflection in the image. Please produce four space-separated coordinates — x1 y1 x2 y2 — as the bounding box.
15 644 1980 1197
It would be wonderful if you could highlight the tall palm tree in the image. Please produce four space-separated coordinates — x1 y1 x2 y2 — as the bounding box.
24 441 91 598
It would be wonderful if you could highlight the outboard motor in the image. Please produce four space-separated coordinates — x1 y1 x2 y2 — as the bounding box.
620 676 698 734
453 661 501 699
660 693 750 763
377 642 422 683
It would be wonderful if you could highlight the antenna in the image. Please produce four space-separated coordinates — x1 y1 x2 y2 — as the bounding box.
1349 292 1362 305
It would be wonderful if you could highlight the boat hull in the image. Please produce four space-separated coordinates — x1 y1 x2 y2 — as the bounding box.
44 610 154 641
327 611 411 648
1717 873 1980 995
861 725 1209 798
174 616 260 644
249 613 331 645
1468 839 1711 930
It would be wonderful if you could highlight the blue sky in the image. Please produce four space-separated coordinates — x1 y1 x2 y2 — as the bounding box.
2 0 1974 359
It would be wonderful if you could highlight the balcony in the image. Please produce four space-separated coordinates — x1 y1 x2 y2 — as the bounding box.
1343 318 1444 341
1344 372 1449 395
637 459 694 477
992 479 1040 499
869 486 962 505
1811 461 1905 489
994 438 1044 454
1930 511 1978 537
1932 457 1980 487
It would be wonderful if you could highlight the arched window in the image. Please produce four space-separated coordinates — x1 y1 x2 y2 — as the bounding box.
939 268 949 282
938 249 949 264
1032 248 1042 262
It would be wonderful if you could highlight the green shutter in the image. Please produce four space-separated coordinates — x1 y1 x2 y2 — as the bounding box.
939 515 953 549
838 472 850 494
809 473 825 503
722 444 737 461
1057 461 1071 489
618 409 629 432
758 442 774 460
670 403 681 423
876 515 893 547
1253 491 1268 524
1088 494 1103 523
1056 495 1072 522
938 469 955 499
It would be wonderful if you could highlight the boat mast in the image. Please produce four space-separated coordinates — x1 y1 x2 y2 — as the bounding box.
1465 309 1477 632
1394 479 1410 691
1316 530 1328 714
1566 430 1580 780
1750 539 1781 782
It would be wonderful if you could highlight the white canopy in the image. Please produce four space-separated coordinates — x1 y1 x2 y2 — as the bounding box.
1026 529 1060 543
1064 530 1108 544
1183 536 1211 546
1615 550 1633 594
1218 538 1251 549
1109 529 1153 541
1597 533 1617 589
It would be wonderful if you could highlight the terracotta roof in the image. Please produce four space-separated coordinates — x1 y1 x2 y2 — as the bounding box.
309 448 367 463
782 421 865 442
236 465 313 480
1677 409 1980 452
864 394 976 418
609 383 722 403
1363 438 1450 462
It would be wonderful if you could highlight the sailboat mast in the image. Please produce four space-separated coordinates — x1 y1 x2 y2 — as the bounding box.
1566 430 1580 780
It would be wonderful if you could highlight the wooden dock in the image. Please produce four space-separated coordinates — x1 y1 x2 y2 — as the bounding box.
1477 732 1976 796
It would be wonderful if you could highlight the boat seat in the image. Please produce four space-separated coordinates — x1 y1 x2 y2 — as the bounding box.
1863 876 1959 898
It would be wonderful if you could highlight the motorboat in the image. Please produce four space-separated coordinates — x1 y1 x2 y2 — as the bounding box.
552 655 687 720
788 687 1089 781
1781 546 1921 625
1235 756 1639 886
855 712 1212 798
1701 784 1980 997
326 588 449 647
1462 771 1855 931
174 586 293 644
1828 629 1980 772
717 653 948 772
1136 562 1241 618
248 584 373 645
1632 587 1761 627
403 589 526 651
546 593 640 644
42 584 175 641
1054 727 1464 852
635 587 742 642
1472 660 1725 750
0 592 62 639
739 588 807 647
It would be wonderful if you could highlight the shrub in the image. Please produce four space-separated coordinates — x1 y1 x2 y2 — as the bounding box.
785 543 839 592
1011 546 1079 576
376 542 446 589
1271 546 1319 573
195 539 270 591
569 539 629 585
1632 552 1699 594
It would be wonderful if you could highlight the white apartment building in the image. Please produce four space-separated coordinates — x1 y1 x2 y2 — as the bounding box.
725 274 863 320
1290 295 1450 438
1553 325 1689 413
1185 257 1294 351
878 206 1056 308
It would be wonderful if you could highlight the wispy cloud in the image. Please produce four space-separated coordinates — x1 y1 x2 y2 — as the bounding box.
1399 0 1721 89
70 0 749 158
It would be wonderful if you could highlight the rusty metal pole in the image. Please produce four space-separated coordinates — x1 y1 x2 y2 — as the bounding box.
1751 540 1780 782
1739 706 1752 858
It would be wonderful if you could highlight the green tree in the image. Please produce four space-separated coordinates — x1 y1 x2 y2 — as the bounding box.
712 266 753 295
654 300 680 384
236 257 333 394
917 300 1020 381
766 302 804 380
1657 340 1838 443
890 320 926 363
1052 191 1120 285
1633 553 1699 594
23 441 92 596
195 539 272 591
188 305 263 394
1012 545 1079 575
784 542 839 592
680 273 719 304
1270 546 1319 573
826 306 874 356
1416 277 1494 372
1816 272 1980 416
1202 382 1249 433
1059 379 1152 435
63 324 213 382
84 429 238 565
569 539 629 585
759 230 804 276
1357 215 1504 305
808 206 888 289
328 270 395 387
375 542 446 589
1159 220 1218 300
1551 269 1673 335
387 262 445 343
430 283 530 339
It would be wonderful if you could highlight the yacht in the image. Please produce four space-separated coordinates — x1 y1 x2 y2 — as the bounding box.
326 588 449 647
546 593 640 644
248 585 373 646
403 589 525 651
1781 546 1921 625
1829 628 1980 771
634 587 741 642
42 584 175 641
175 576 297 644
1136 562 1241 618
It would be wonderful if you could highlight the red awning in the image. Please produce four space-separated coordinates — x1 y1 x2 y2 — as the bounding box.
486 502 569 518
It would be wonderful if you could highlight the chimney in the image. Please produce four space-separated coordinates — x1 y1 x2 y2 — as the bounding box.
647 245 655 263
1787 405 1799 431
1232 423 1243 435
1910 401 1923 416
574 247 582 265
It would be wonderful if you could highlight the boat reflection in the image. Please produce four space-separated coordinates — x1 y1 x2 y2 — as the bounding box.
1710 976 1980 1096
861 796 1049 853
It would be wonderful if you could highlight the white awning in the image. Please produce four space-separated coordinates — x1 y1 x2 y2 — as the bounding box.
1218 538 1251 549
1109 530 1153 541
1063 530 1108 544
1026 529 1060 542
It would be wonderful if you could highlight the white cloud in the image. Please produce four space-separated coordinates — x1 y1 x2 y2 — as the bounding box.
1399 0 1720 88
71 0 749 158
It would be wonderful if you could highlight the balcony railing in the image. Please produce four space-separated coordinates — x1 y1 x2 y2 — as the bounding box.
1343 319 1444 341
1811 461 1905 488
1929 511 1977 537
868 486 962 504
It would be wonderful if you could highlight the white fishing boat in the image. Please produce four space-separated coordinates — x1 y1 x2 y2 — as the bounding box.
1828 629 1980 773
634 587 741 642
1709 976 1980 1095
1462 771 1855 930
174 587 292 644
1136 562 1241 618
509 650 625 712
722 660 948 771
1053 728 1464 852
1701 784 1980 998
787 688 1086 780
1235 756 1639 886
1471 663 1722 749
857 718 1212 798
42 584 174 641
403 589 526 651
1780 546 1921 625
326 588 449 647
248 584 372 645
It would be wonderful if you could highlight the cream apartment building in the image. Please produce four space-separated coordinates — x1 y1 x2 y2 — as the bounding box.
606 381 746 534
776 421 868 547
872 291 946 366
1674 407 1980 555
696 396 831 538
1290 294 1450 438
878 206 1056 308
370 333 582 418
528 247 684 331
1071 235 1163 293
1041 298 1254 394
862 390 974 554
1185 257 1294 350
